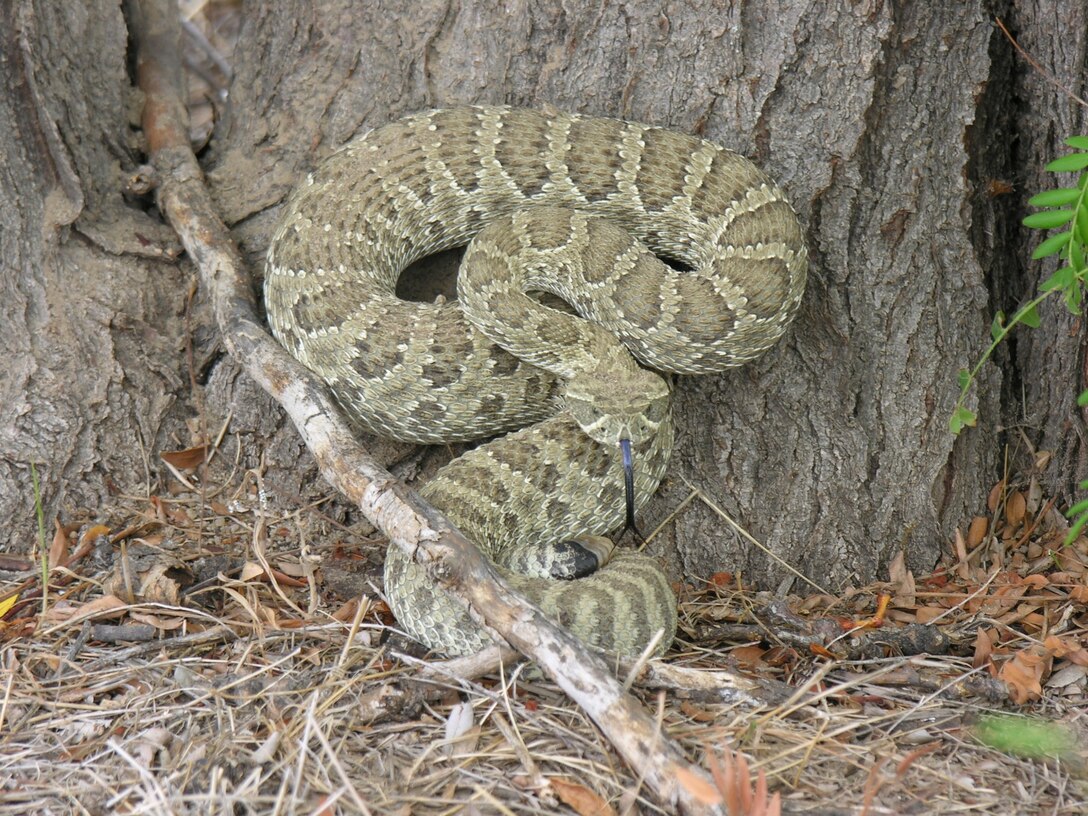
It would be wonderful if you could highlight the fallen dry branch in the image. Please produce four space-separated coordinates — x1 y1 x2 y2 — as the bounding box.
128 0 723 811
631 660 795 707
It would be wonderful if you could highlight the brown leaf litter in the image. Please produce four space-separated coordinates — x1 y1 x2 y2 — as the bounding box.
2 445 1088 814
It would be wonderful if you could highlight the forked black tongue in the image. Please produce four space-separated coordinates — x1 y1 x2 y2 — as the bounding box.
620 438 645 543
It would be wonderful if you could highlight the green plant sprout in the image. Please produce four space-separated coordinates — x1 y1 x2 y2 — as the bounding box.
973 712 1080 762
951 137 1088 545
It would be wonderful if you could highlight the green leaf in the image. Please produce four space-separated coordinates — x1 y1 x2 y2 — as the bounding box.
1065 136 1088 150
1032 230 1072 260
957 368 971 390
1072 239 1086 271
1075 208 1088 248
1065 283 1084 313
1022 209 1075 229
1063 512 1088 547
1046 153 1088 173
1066 498 1088 518
1027 187 1081 207
1077 389 1088 407
1014 303 1041 328
990 312 1005 342
1041 266 1075 292
949 406 977 435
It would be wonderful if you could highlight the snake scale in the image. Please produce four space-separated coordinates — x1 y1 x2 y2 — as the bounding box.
264 106 806 656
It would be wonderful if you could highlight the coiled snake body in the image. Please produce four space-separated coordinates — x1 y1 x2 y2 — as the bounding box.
265 106 806 656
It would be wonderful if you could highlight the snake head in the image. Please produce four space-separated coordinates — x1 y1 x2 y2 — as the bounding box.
562 368 671 447
564 367 670 539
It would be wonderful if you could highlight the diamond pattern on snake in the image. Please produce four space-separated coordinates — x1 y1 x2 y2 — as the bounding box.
265 106 807 656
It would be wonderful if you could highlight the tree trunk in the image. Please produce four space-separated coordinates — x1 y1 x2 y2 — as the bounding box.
0 2 200 546
203 0 1001 587
3 0 1081 595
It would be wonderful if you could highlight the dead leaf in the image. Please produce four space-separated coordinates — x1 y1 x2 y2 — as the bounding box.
269 567 308 588
74 525 112 561
1006 491 1027 528
730 644 767 668
973 627 994 670
273 559 308 578
675 766 723 806
680 700 718 722
1047 571 1080 586
1044 636 1088 666
237 561 308 588
709 748 779 816
82 594 131 617
311 794 336 816
371 599 394 625
1008 609 1046 630
129 610 185 631
967 516 989 549
1047 663 1088 689
106 544 190 605
0 593 17 619
445 700 474 741
762 646 798 667
550 777 617 816
163 504 191 525
988 479 1006 513
914 606 944 624
981 577 1028 616
331 598 361 622
43 594 128 624
239 561 267 582
160 445 208 470
48 519 69 570
953 529 970 581
888 552 915 605
1000 646 1049 704
148 496 168 523
0 552 32 572
129 726 173 768
1053 547 1088 573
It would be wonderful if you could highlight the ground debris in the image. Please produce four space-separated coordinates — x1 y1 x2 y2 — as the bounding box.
3 453 1088 814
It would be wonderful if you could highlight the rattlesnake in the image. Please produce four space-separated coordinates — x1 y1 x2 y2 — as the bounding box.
264 106 806 656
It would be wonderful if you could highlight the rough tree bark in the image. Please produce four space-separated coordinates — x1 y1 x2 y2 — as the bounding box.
1 1 1082 595
0 3 195 534
1007 4 1088 504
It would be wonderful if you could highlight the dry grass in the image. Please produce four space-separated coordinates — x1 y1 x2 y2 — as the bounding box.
3 450 1087 814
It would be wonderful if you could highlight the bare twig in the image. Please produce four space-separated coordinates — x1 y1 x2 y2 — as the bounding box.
680 476 830 595
128 1 721 811
629 660 794 707
994 17 1088 110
